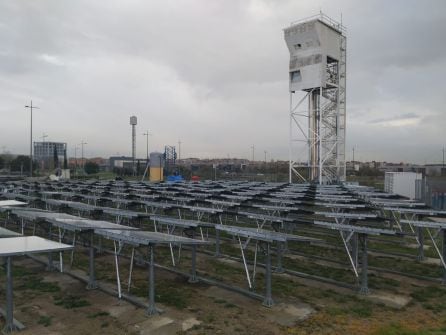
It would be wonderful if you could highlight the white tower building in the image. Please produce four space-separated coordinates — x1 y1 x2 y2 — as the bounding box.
284 13 346 184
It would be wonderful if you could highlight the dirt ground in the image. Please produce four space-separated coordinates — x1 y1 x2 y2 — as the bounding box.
1 245 446 335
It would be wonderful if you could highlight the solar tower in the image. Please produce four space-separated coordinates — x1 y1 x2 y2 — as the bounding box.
284 13 346 184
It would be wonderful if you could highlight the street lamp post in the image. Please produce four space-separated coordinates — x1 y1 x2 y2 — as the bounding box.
74 146 79 178
143 131 151 162
80 141 87 174
24 100 39 177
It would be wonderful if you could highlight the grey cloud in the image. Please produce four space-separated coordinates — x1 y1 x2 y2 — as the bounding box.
0 0 445 163
369 112 419 124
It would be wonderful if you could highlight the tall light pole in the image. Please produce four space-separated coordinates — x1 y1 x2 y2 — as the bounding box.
74 146 79 177
264 150 267 163
251 145 255 162
443 146 445 168
25 100 39 177
178 140 182 162
80 141 87 173
142 131 151 162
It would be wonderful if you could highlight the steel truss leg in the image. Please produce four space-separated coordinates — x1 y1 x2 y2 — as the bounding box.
417 227 425 261
87 233 98 290
359 234 369 295
263 243 274 307
147 244 158 315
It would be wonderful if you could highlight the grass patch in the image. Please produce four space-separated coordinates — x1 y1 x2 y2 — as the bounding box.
410 286 446 303
53 295 91 309
132 276 192 310
37 315 52 327
213 298 227 304
20 277 60 293
372 323 446 335
87 311 110 319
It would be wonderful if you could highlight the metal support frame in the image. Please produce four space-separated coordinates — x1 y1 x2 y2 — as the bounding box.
287 24 346 185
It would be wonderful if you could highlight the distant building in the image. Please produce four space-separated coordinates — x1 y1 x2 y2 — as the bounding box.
424 164 446 177
385 172 422 199
108 156 145 172
33 141 67 170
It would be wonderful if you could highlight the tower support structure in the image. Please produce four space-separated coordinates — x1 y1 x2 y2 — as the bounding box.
284 13 346 184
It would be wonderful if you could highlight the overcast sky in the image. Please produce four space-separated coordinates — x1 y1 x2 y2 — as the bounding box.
0 0 445 163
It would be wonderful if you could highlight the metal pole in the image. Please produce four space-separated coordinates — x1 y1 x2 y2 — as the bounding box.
263 243 273 307
147 244 158 315
443 146 445 168
276 242 284 273
359 234 369 295
289 92 292 183
215 230 221 257
178 140 181 161
5 256 15 332
443 229 446 285
318 88 322 184
47 225 53 271
25 100 40 177
87 233 97 290
80 141 87 174
189 244 198 283
251 145 255 162
74 146 78 178
417 227 424 261
30 102 32 177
